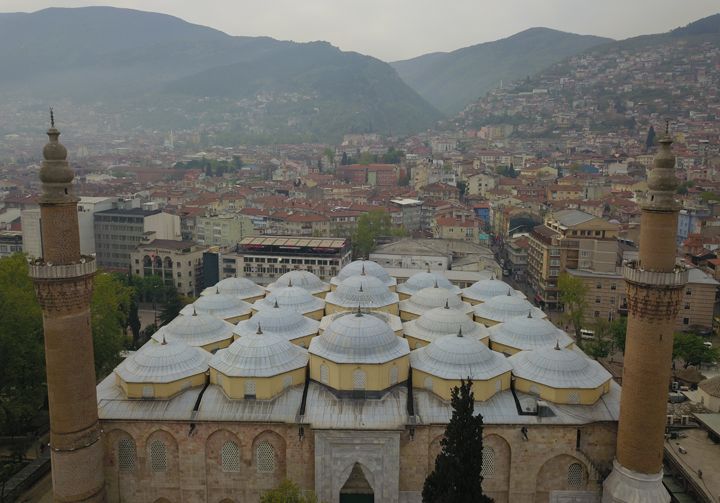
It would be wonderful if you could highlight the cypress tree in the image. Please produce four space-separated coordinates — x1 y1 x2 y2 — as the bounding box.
422 379 493 503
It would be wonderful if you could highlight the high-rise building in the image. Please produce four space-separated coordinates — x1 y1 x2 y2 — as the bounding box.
603 133 688 502
28 122 105 501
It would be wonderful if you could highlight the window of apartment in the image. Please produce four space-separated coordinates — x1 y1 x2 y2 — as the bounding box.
610 297 615 305
134 259 139 264
595 297 601 304
611 283 617 290
549 269 559 277
683 318 690 325
595 231 601 236
550 259 560 266
685 303 690 310
596 283 602 289
686 289 692 296
594 311 600 317
177 272 181 277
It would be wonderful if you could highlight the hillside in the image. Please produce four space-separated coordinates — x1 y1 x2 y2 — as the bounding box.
391 28 612 115
458 14 720 139
0 7 441 142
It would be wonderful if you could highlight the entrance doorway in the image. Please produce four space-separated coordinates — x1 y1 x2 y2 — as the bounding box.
339 463 374 503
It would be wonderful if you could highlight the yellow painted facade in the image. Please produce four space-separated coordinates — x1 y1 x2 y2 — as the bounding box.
513 377 611 405
251 307 324 321
117 373 207 399
489 340 574 356
309 356 409 391
209 367 306 400
460 296 484 306
474 315 501 327
405 334 489 350
199 338 234 354
224 313 252 324
412 369 511 401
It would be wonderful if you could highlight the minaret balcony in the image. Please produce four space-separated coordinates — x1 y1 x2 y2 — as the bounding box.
28 256 97 280
622 262 688 288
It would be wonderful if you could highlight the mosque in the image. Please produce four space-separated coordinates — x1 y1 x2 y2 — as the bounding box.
99 261 618 503
34 123 684 503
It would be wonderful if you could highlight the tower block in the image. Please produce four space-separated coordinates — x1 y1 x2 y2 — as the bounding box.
29 122 106 502
603 133 687 502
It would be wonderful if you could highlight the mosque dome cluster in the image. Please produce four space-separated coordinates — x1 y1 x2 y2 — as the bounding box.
114 262 610 405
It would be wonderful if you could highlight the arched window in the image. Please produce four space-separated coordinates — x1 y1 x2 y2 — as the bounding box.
221 441 241 473
353 369 366 390
567 462 586 488
118 438 136 472
390 365 398 385
282 375 293 389
320 364 329 384
244 380 256 398
495 379 502 392
481 447 495 479
529 384 540 396
424 376 433 391
256 441 277 473
153 256 162 269
143 255 152 267
150 440 167 472
164 256 173 269
142 385 154 398
568 391 581 404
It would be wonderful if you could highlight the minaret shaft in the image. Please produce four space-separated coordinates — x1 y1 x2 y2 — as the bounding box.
603 135 687 503
29 125 106 502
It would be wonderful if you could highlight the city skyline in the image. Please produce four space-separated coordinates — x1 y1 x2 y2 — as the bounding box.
0 0 718 61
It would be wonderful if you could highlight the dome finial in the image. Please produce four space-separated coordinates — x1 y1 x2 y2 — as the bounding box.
444 298 450 309
216 285 220 294
555 339 560 350
491 273 495 280
273 298 279 308
257 323 263 335
192 306 197 316
50 106 55 128
355 303 363 317
457 326 463 338
427 263 431 273
527 310 532 319
161 334 167 345
507 288 512 296
288 277 293 288
361 263 366 276
433 279 438 288
359 282 364 293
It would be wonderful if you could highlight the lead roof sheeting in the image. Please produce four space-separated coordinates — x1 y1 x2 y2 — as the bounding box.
489 315 575 351
462 279 526 302
474 295 546 323
255 286 325 314
325 275 399 308
508 347 612 389
114 340 210 384
97 376 201 421
151 313 234 347
403 307 489 343
410 334 512 380
200 277 266 299
396 272 462 296
181 294 253 320
399 287 473 316
267 270 330 294
234 308 320 341
210 333 309 377
332 260 397 287
301 382 408 429
319 311 404 335
195 385 303 422
309 312 409 364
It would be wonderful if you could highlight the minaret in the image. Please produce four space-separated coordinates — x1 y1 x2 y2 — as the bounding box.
28 114 106 502
603 128 687 502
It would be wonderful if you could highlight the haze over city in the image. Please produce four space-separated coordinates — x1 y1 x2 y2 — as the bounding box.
1 0 719 60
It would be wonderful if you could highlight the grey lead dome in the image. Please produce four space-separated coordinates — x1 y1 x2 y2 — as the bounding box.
410 333 511 380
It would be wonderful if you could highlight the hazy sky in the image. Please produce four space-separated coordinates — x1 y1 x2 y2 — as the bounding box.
2 0 719 61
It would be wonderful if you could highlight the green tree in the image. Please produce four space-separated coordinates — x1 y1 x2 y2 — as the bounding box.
0 254 44 436
609 317 627 354
584 319 612 359
673 332 719 369
260 480 318 503
423 379 492 503
357 151 375 165
92 273 133 378
351 209 401 259
128 297 142 349
159 286 184 326
558 273 588 344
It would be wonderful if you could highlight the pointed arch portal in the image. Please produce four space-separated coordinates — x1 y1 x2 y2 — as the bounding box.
339 462 374 503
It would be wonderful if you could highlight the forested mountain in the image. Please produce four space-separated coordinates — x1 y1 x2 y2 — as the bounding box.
0 7 441 142
391 28 612 115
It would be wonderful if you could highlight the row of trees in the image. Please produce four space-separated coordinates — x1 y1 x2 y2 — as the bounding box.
558 273 719 366
350 209 407 259
0 254 188 438
339 147 403 166
174 156 244 177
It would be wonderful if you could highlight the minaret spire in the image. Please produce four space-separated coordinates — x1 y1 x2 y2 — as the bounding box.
603 124 687 503
28 124 106 502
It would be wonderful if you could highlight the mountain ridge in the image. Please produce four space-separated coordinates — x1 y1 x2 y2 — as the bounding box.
391 27 613 115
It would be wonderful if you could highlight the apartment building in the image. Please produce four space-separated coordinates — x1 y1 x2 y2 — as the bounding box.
130 239 207 297
194 213 254 247
528 209 619 309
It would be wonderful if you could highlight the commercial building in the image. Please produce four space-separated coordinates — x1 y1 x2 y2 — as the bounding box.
130 239 208 297
194 213 254 247
0 230 22 257
94 207 181 270
214 236 352 285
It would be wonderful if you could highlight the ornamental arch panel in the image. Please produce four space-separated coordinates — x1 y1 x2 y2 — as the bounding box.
535 454 589 502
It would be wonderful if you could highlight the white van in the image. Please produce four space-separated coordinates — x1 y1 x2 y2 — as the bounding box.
580 328 595 340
